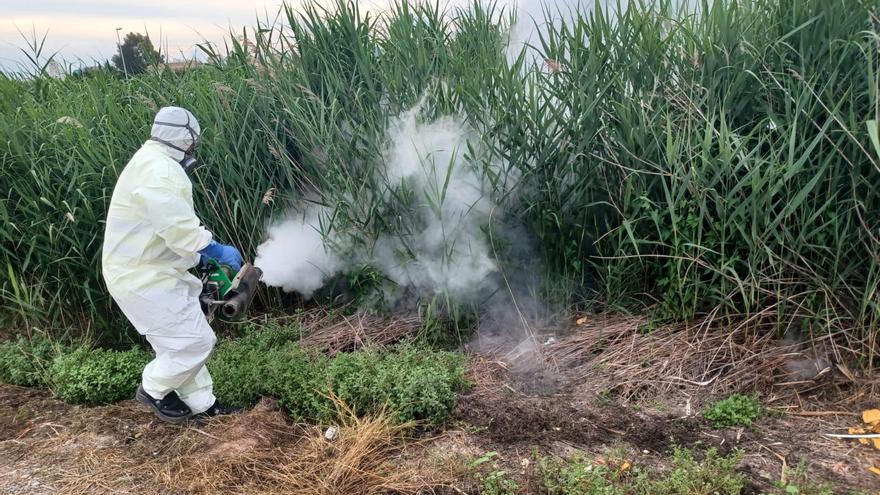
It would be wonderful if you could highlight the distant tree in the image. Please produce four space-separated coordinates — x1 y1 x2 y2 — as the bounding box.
112 33 163 75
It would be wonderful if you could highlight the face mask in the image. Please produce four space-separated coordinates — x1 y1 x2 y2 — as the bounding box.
180 154 200 174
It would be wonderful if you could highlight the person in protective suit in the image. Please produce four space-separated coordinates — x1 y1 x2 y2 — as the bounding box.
102 106 242 423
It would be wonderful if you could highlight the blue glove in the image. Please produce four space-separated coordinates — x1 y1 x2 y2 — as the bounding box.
199 240 243 272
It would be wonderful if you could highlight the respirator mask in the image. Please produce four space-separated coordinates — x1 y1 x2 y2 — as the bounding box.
150 112 202 174
179 148 200 174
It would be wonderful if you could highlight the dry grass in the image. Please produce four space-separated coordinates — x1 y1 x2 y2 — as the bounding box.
30 396 438 495
255 398 432 494
546 313 865 404
298 310 423 356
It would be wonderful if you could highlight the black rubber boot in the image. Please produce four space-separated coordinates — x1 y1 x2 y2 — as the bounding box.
136 385 192 424
193 400 243 419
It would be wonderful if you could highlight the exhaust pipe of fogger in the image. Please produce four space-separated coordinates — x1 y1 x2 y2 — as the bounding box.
221 265 263 319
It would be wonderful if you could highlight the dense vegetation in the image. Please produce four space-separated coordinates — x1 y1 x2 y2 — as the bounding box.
1 0 877 360
0 325 468 423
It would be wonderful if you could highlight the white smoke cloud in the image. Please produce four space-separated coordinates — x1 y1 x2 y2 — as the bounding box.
373 105 498 299
254 207 340 298
255 100 499 302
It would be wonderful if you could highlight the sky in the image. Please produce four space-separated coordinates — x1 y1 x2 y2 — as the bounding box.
0 0 519 72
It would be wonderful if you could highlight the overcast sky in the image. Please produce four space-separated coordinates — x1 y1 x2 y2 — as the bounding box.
1 0 527 72
0 1 695 73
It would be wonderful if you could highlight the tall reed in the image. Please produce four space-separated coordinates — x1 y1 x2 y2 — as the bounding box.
0 0 876 360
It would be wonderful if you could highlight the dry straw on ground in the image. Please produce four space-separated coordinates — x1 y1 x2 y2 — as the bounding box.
42 396 437 495
546 312 864 403
298 309 423 356
255 398 433 494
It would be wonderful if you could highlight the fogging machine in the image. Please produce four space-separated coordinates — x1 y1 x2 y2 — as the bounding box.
199 260 263 322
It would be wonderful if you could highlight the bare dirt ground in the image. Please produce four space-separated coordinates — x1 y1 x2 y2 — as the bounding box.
1 356 877 494
449 358 880 493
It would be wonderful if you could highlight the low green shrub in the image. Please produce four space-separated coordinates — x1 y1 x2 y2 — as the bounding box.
7 321 467 425
704 394 764 428
327 347 386 415
328 343 469 424
210 323 309 409
208 326 469 425
262 344 332 421
48 346 151 405
0 334 65 387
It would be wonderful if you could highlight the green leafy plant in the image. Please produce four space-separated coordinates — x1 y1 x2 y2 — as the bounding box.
209 323 302 407
48 346 151 404
541 455 626 495
539 448 745 495
262 344 333 421
704 394 764 428
208 326 468 425
480 470 519 495
645 447 745 495
0 333 64 387
769 460 838 495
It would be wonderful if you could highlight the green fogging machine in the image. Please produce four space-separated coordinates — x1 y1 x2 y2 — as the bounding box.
199 260 263 322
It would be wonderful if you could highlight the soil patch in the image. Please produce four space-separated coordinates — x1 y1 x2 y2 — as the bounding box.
456 390 703 454
452 358 879 492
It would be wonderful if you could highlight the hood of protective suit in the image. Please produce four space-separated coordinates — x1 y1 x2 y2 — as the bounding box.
150 106 201 156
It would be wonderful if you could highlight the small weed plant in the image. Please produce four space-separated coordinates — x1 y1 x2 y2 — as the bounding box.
542 454 627 495
480 470 519 495
648 447 745 495
765 460 868 495
1 323 467 425
704 394 764 428
470 452 519 495
539 447 745 495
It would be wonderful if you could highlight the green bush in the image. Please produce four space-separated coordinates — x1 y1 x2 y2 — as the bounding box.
209 323 331 418
208 326 468 425
262 344 332 421
374 343 469 424
208 338 266 407
327 347 386 414
322 343 468 424
209 323 302 408
704 394 764 428
48 346 151 405
7 321 467 425
0 334 63 387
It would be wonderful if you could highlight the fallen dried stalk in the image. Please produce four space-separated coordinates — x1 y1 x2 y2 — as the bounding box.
300 311 423 356
547 312 860 401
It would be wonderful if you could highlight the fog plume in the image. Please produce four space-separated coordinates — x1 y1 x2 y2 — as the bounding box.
256 100 499 303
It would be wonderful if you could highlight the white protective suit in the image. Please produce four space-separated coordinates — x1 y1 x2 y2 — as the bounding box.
102 107 217 414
